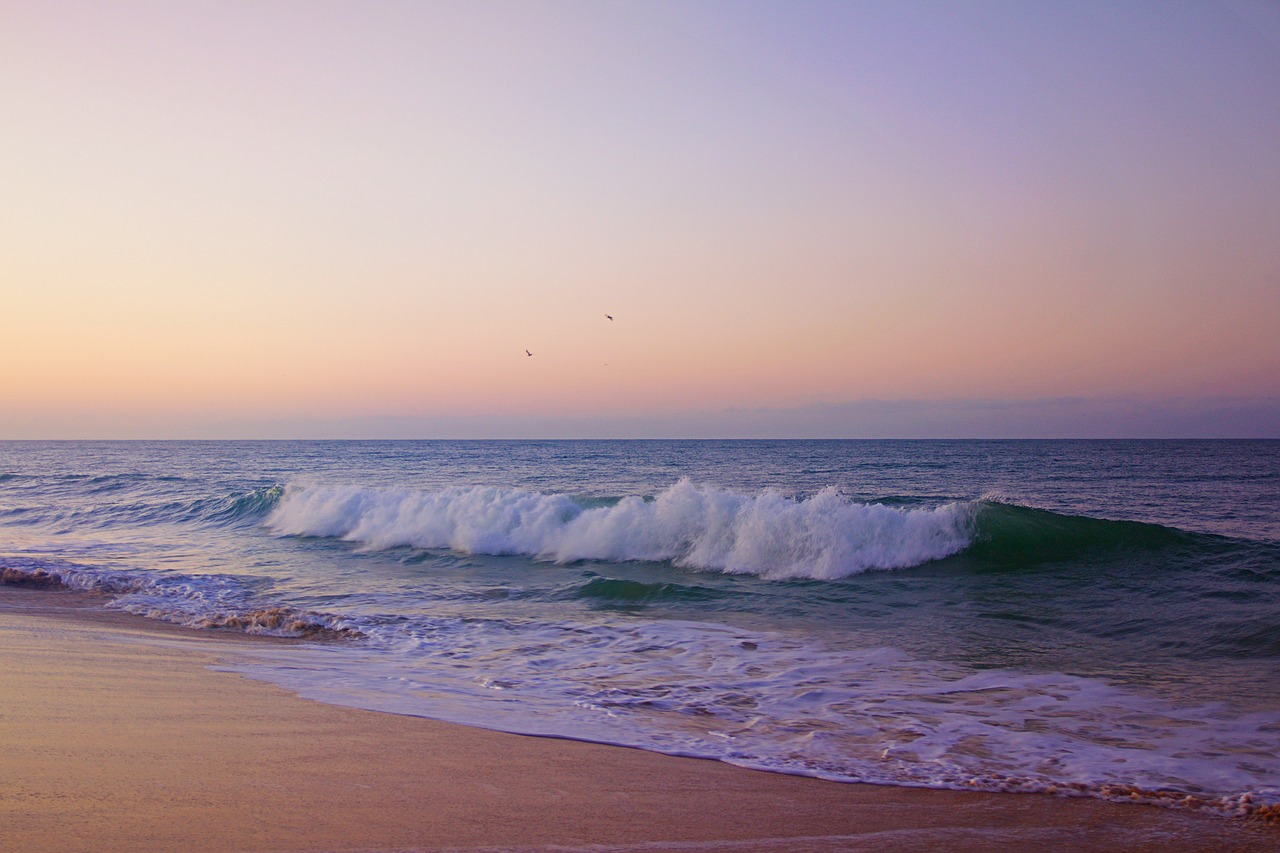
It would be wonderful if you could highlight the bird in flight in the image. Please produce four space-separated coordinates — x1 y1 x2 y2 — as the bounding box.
525 349 533 357
605 314 613 321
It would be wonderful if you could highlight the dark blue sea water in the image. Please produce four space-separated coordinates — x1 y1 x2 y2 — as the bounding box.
1 440 1277 815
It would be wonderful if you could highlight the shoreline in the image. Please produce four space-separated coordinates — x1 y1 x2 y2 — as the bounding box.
1 585 1273 852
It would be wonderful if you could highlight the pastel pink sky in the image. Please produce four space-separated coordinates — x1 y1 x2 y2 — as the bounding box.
3 1 1278 437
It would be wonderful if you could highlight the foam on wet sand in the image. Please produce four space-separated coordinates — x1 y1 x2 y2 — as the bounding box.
0 584 1272 852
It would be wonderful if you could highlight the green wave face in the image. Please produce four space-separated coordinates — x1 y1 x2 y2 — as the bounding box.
572 573 729 605
965 501 1197 569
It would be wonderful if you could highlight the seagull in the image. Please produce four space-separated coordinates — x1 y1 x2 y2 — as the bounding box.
605 314 613 321
525 349 533 357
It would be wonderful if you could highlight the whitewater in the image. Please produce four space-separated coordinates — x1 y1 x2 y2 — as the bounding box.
265 479 978 578
2 439 1278 819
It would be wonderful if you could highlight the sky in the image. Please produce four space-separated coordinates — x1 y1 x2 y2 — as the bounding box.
2 0 1278 438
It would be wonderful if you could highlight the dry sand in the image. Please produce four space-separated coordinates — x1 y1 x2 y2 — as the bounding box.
0 585 1273 853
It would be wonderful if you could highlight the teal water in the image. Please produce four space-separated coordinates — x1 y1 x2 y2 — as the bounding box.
1 440 1277 814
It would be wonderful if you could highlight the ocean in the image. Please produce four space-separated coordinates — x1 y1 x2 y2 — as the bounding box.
2 439 1277 818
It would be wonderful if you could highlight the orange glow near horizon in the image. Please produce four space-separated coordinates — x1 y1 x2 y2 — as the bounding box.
2 2 1278 438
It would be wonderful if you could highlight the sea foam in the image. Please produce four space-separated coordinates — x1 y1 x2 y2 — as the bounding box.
266 479 976 579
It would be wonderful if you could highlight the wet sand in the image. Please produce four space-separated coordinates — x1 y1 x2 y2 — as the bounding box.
0 585 1271 852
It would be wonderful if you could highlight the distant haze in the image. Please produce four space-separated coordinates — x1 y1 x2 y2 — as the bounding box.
3 1 1278 438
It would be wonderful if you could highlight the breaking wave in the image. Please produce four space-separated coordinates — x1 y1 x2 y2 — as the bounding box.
266 479 978 579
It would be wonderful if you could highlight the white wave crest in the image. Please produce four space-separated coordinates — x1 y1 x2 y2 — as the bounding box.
266 480 977 579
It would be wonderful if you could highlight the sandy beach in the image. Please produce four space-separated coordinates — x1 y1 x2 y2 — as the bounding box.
0 585 1271 853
